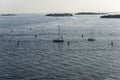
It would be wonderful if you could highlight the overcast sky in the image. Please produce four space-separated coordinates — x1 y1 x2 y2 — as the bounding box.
0 0 120 13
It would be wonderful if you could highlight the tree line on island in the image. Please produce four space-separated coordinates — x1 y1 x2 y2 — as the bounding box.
46 12 120 18
1 12 120 18
45 12 107 17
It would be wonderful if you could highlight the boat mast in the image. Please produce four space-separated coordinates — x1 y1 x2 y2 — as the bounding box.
58 25 61 40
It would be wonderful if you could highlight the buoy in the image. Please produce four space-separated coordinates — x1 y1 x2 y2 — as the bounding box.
82 34 84 38
35 35 37 38
67 41 70 46
111 41 113 46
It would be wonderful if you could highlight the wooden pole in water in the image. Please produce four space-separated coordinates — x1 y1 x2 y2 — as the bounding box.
67 41 70 46
82 34 84 38
58 25 61 40
111 41 113 46
35 34 37 38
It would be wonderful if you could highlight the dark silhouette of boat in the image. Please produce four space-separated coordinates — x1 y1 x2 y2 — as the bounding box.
101 15 120 18
46 13 73 17
87 31 95 41
53 39 64 42
53 26 64 43
88 38 95 41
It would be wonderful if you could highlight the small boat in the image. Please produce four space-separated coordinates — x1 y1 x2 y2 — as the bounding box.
88 38 95 41
53 39 64 42
53 26 64 43
88 31 95 41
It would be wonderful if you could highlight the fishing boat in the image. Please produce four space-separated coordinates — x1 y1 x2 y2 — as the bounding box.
53 26 64 43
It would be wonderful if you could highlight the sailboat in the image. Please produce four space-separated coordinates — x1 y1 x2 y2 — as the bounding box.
88 31 95 41
53 25 64 42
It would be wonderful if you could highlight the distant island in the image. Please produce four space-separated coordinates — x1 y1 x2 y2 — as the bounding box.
1 14 17 16
75 12 107 15
46 13 73 17
100 15 120 18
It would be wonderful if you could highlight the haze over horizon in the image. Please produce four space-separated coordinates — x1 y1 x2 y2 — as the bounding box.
0 0 120 13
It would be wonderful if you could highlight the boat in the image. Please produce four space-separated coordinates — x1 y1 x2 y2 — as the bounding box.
87 31 95 41
53 39 64 42
88 38 95 41
53 26 64 43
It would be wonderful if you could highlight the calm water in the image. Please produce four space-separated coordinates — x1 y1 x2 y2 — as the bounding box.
0 14 120 80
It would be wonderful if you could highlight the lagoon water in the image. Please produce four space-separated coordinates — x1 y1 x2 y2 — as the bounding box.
0 14 120 80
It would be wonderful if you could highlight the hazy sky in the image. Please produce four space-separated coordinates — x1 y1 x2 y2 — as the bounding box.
0 0 120 13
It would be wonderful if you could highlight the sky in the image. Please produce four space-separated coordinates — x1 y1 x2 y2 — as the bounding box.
0 0 120 13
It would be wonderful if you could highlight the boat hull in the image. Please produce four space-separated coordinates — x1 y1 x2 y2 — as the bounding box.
53 40 64 43
88 38 95 41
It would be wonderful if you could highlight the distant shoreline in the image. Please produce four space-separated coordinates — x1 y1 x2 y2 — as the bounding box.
1 14 17 16
75 12 107 15
46 13 73 17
